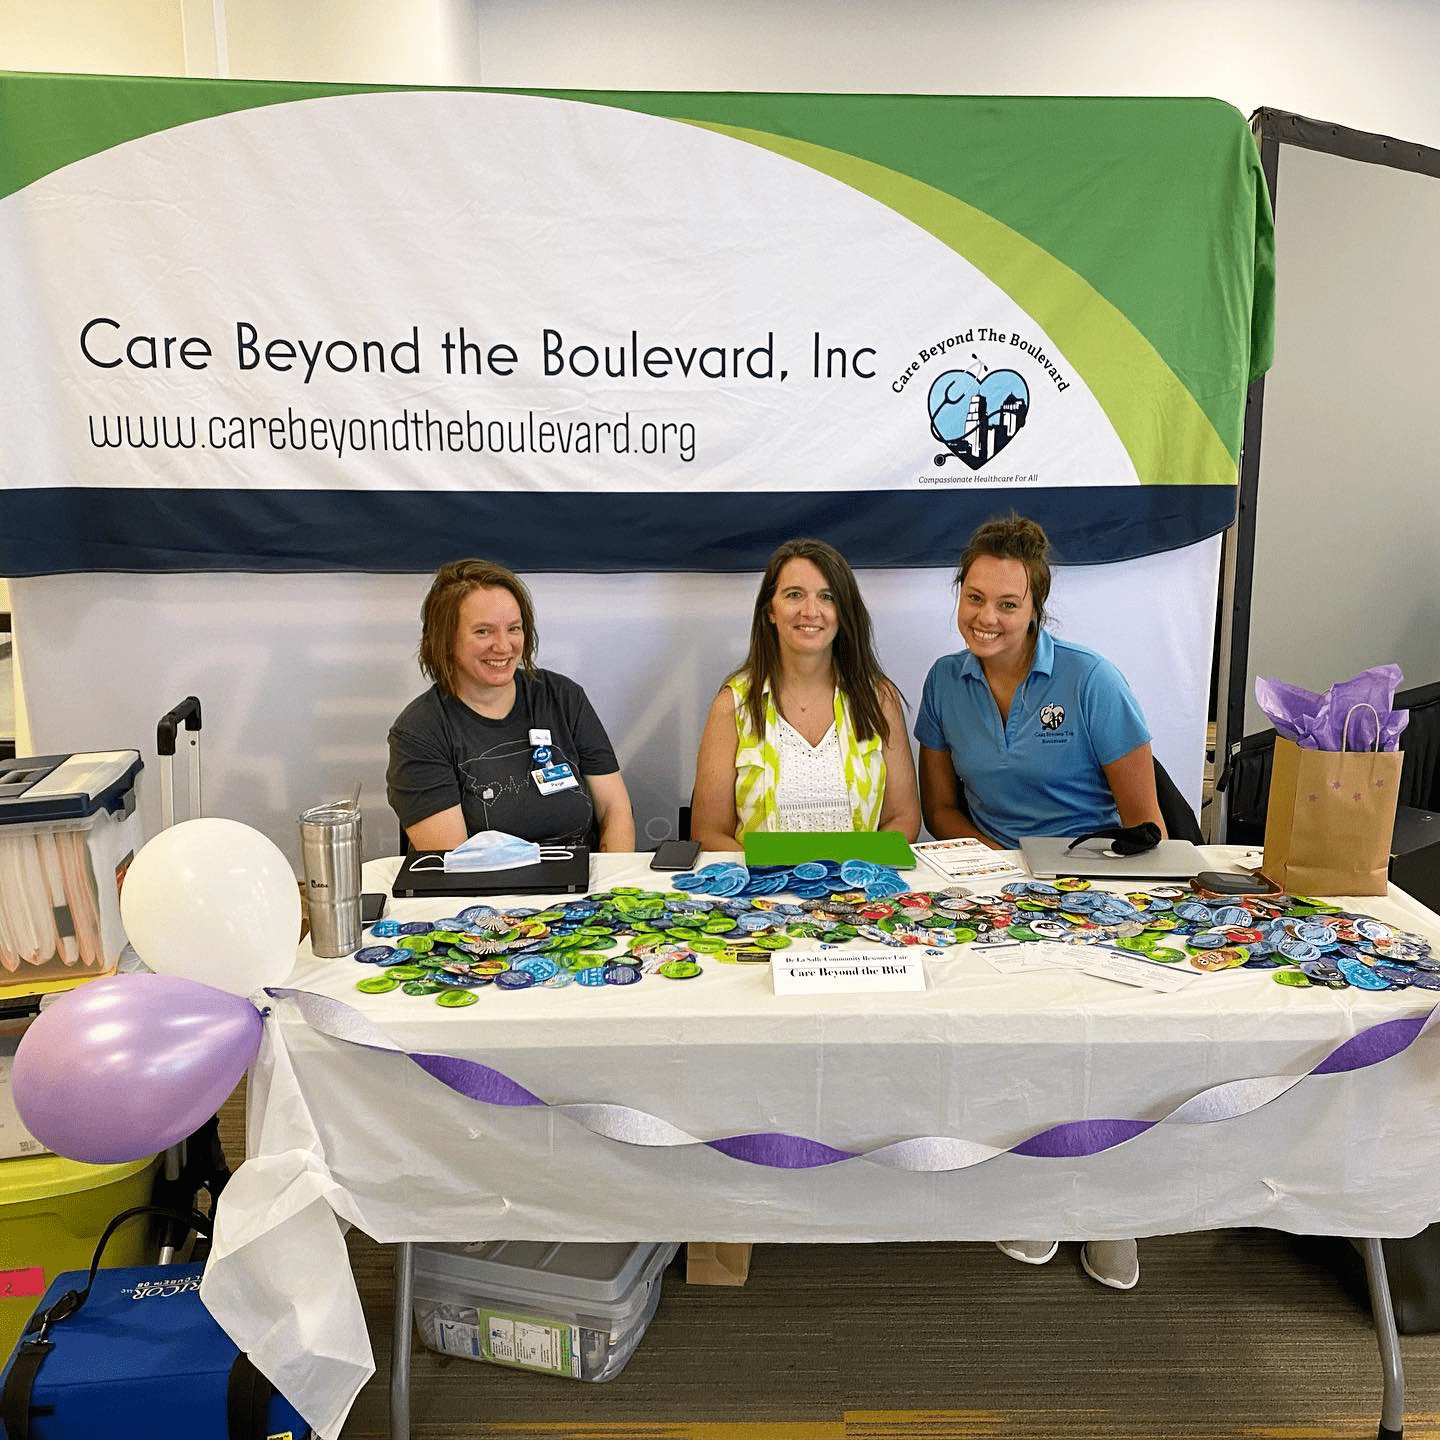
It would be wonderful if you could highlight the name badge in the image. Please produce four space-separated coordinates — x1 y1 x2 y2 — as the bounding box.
532 762 580 795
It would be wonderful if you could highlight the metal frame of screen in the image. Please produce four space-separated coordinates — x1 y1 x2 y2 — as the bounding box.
1212 108 1440 837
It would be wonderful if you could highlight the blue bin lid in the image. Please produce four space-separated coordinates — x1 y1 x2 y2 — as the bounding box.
0 751 143 823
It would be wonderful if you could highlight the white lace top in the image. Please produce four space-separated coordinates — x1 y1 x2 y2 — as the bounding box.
773 717 852 831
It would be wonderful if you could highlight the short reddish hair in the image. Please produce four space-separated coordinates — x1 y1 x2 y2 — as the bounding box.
417 559 537 696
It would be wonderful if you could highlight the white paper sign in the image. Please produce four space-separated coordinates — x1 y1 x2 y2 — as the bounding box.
912 838 1029 886
771 948 932 995
975 939 1196 992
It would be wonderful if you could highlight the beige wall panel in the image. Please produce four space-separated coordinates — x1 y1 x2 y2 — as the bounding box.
0 0 184 75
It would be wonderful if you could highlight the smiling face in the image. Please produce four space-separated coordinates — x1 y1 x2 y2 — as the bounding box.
767 557 839 658
956 553 1036 670
452 585 526 703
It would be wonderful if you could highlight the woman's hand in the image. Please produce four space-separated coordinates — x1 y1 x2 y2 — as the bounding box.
918 745 1001 847
690 688 745 851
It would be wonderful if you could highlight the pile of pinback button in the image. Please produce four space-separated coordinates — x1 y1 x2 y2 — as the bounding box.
345 871 1437 1006
672 859 910 900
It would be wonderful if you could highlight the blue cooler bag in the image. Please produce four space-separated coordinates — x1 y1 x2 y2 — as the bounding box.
1 1206 308 1440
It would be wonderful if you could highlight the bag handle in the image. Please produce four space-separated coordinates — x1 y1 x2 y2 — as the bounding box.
3 1205 211 1440
1342 702 1382 754
27 1204 211 1344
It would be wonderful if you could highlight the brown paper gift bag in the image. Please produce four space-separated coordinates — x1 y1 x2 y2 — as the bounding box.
685 1242 753 1286
1262 707 1402 896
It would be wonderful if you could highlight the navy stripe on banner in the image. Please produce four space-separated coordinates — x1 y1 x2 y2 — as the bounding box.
0 487 1236 575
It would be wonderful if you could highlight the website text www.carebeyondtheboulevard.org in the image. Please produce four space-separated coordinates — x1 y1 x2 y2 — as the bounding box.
86 407 698 463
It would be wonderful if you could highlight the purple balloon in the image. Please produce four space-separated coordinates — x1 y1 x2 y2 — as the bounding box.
12 973 263 1165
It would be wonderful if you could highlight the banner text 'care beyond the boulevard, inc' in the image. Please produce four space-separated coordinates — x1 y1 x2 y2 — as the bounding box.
0 79 1274 574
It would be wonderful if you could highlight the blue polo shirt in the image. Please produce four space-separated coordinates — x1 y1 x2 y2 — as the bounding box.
914 630 1152 849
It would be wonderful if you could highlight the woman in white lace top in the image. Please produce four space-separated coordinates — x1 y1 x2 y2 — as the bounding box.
690 538 919 851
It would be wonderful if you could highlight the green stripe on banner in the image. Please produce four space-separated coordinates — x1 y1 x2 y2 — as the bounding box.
0 71 389 199
533 91 1273 462
691 121 1236 488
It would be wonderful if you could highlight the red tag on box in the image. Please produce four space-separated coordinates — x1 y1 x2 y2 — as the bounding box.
2 1267 45 1298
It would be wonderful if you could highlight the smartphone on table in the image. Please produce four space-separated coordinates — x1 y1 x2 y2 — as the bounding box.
650 839 702 871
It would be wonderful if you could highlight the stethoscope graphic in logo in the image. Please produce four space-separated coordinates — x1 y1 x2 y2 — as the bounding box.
927 355 1031 470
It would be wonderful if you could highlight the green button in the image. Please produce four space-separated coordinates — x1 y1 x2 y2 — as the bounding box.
752 934 791 951
356 974 400 994
435 988 479 1007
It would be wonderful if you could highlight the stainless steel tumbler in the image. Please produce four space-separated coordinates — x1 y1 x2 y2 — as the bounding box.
299 802 363 957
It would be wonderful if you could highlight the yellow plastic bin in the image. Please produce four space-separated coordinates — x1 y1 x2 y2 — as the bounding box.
0 1151 160 1360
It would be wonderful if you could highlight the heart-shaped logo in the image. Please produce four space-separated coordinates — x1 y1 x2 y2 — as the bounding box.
927 367 1030 470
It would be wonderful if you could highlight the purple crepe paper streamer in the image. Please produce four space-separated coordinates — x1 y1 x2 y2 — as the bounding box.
707 1133 857 1168
1309 1016 1428 1075
411 1053 544 1106
1011 1118 1157 1158
269 988 1440 1173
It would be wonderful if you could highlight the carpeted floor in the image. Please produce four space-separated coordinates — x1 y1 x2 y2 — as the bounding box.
218 1090 1440 1440
334 1228 1440 1440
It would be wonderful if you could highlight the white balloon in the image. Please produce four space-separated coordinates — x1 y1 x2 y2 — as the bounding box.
120 818 301 998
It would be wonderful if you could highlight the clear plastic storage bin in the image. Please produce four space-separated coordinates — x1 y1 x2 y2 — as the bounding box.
411 1240 677 1382
0 751 143 991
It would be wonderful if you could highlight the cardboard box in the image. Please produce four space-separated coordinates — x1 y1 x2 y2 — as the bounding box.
0 1014 47 1159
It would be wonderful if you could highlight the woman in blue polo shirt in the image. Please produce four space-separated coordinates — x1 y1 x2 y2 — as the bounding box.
914 515 1163 851
914 513 1163 1291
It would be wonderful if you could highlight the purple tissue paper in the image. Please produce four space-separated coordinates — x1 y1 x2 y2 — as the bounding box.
1255 664 1409 751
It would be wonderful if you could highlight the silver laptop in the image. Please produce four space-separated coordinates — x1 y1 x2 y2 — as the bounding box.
1019 835 1204 881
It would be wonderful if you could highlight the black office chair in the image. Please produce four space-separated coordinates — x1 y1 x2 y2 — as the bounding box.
1154 757 1203 843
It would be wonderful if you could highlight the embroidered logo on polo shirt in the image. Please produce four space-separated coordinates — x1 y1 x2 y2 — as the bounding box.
1040 703 1066 731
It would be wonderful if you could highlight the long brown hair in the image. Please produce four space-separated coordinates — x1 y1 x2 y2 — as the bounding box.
417 559 538 696
955 514 1053 633
734 538 896 743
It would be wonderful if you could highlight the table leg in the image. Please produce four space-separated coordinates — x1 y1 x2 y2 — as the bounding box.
1355 1237 1405 1439
391 1241 415 1440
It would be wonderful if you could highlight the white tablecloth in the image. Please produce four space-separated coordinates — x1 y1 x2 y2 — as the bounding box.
203 848 1440 1438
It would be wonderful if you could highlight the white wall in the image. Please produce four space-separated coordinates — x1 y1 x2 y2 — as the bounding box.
471 0 1440 149
7 1 1438 144
5 0 1436 863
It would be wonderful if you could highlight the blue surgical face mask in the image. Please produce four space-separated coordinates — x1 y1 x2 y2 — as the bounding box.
441 829 542 873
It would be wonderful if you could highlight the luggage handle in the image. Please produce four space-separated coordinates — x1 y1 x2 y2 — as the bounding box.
155 696 203 755
156 696 203 828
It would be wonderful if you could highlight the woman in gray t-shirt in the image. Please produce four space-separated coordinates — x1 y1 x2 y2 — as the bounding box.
387 559 634 852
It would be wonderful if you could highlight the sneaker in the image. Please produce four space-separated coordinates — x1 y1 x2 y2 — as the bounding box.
995 1239 1059 1265
1081 1238 1140 1290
